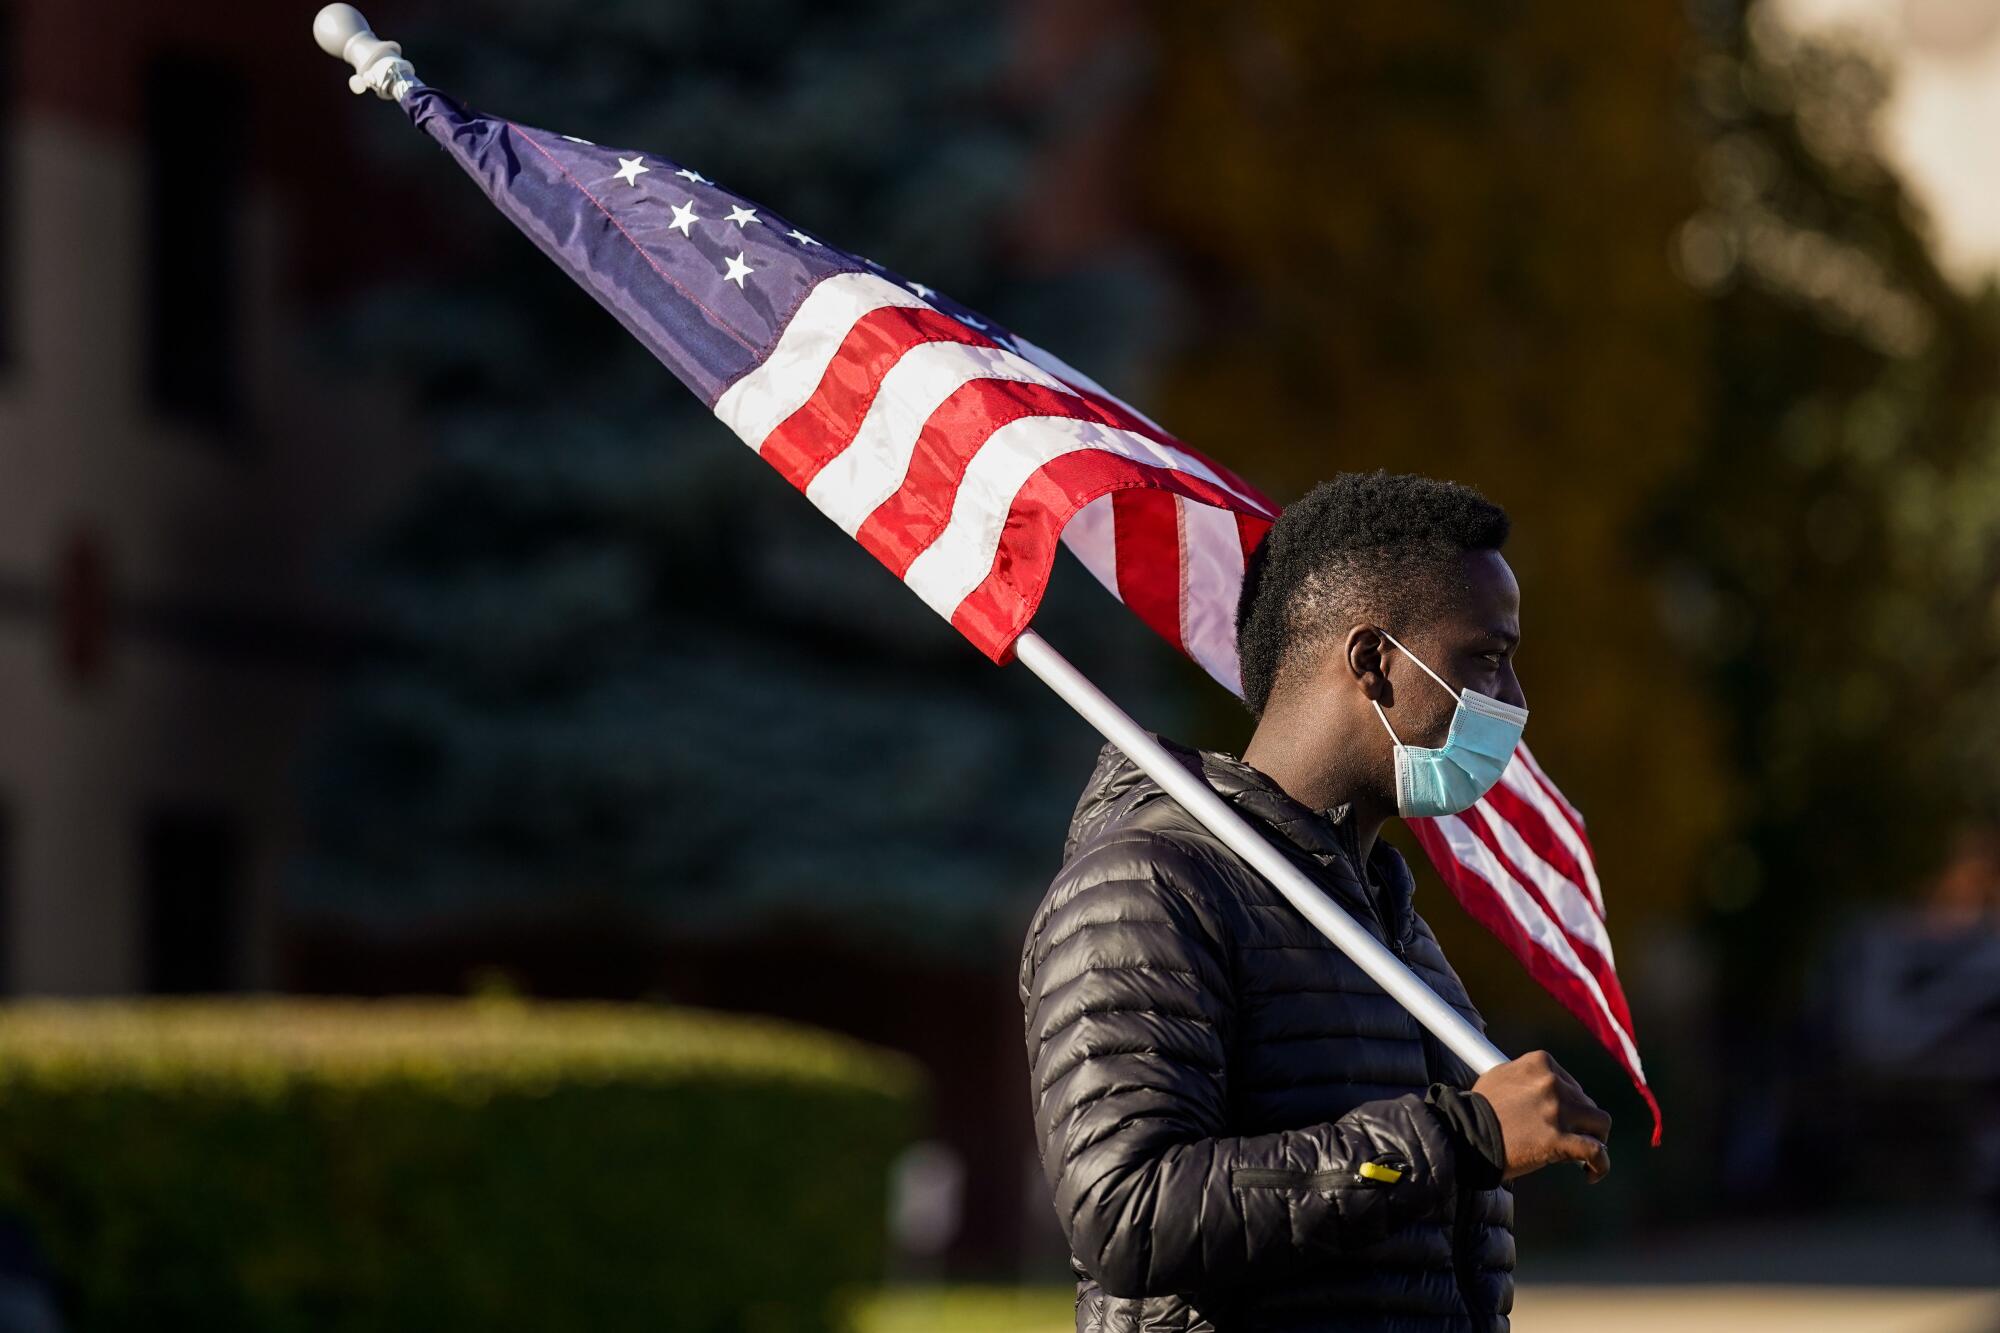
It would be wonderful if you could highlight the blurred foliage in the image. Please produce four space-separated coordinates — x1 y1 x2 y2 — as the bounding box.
1102 0 2000 1237
1125 1 2000 1221
302 0 1175 958
1129 1 1729 1017
0 999 922 1332
1656 3 2000 1012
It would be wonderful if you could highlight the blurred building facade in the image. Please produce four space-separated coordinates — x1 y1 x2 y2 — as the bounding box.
0 0 409 994
0 0 1150 1280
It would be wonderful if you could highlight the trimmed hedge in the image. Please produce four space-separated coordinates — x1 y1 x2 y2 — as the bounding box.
0 998 925 1333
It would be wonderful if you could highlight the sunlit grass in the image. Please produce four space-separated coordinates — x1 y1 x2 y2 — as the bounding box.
843 1284 1074 1333
844 1283 2000 1332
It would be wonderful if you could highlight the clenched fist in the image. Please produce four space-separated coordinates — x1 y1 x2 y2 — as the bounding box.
1471 1049 1613 1184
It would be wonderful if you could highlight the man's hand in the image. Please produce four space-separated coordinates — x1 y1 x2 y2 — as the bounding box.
1471 1050 1613 1184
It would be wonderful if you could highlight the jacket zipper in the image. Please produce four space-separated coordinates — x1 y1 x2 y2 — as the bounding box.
1231 1155 1412 1190
1367 872 1408 961
1451 1179 1487 1316
1311 837 1406 961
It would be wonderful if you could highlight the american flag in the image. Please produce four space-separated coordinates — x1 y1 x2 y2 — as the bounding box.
399 83 1660 1144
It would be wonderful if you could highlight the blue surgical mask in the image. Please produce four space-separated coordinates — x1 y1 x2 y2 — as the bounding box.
1370 628 1528 818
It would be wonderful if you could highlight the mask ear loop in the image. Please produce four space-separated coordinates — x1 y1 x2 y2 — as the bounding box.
1371 698 1402 746
1371 697 1409 816
1367 632 1421 815
1375 626 1461 700
1370 627 1421 748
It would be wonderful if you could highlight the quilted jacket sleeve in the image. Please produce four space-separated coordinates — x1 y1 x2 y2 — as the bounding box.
1021 833 1470 1301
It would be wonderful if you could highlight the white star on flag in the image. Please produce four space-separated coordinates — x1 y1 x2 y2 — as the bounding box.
722 252 754 287
725 206 759 226
667 200 700 235
908 282 934 299
676 167 709 184
613 156 649 186
786 229 821 247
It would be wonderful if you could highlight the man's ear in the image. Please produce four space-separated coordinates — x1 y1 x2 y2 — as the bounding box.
1345 626 1392 705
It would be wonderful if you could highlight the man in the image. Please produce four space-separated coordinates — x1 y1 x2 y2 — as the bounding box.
1019 470 1613 1332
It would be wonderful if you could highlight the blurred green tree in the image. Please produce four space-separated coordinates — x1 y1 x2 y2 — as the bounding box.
1657 1 2000 1011
1127 0 2000 1222
301 0 1177 960
1130 1 1730 1019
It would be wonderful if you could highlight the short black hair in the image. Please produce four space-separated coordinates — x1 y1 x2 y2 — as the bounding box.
1235 470 1510 716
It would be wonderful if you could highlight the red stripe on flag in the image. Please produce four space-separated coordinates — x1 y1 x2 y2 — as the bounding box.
1112 490 1186 655
1458 802 1637 1040
1405 818 1662 1147
1236 511 1272 568
855 379 1122 574
1520 747 1599 868
757 305 989 490
1055 383 1280 517
948 457 1266 663
855 374 1267 584
1480 780 1602 921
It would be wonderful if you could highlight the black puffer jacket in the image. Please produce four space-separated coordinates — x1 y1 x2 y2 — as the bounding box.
1019 737 1514 1332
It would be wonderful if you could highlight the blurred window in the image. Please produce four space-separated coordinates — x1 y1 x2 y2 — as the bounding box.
0 1 14 372
143 55 242 431
0 798 11 995
142 806 244 993
887 1138 965 1281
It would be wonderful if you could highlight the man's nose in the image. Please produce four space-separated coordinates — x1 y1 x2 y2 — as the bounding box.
1501 669 1527 713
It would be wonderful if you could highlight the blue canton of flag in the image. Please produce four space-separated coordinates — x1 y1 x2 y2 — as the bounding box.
408 88 1009 408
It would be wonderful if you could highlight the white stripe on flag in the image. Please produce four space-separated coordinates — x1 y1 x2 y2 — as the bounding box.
1431 814 1646 1077
1515 743 1604 915
1519 740 1588 827
1177 496 1247 697
805 341 1074 532
1060 494 1122 599
787 332 1274 525
714 271 929 449
1009 332 1170 436
1466 797 1617 968
901 416 1247 619
1496 756 1605 917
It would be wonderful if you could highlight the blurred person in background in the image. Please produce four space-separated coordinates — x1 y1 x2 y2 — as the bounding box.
1872 820 2000 1224
1814 824 2000 1226
1925 827 2000 928
1019 471 1612 1332
0 1219 62 1333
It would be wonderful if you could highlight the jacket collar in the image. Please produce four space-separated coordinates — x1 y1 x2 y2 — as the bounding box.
1066 735 1417 945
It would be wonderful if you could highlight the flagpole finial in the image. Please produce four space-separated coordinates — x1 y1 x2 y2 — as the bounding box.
313 4 420 101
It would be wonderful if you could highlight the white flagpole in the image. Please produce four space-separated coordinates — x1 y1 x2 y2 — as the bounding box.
315 4 420 100
1012 630 1509 1077
307 2 1506 1080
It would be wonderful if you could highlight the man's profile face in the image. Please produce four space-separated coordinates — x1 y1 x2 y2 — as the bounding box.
1386 549 1525 748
